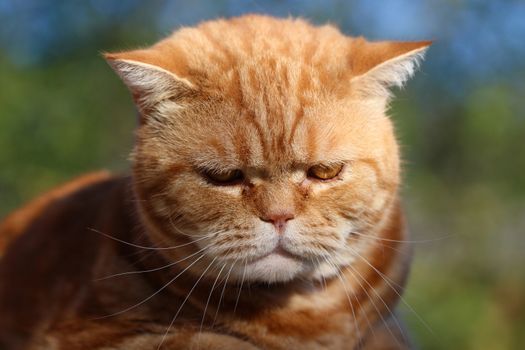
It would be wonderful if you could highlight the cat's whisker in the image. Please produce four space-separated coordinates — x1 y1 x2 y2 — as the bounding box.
94 243 213 281
88 227 210 250
343 261 406 347
326 258 387 344
199 247 234 331
197 254 229 346
349 247 434 335
325 256 362 342
168 214 221 238
211 261 235 329
351 231 453 244
335 262 378 343
233 257 248 314
157 256 218 350
348 234 410 256
94 253 207 320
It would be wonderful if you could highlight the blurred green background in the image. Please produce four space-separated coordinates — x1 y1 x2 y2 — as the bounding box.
1 1 524 348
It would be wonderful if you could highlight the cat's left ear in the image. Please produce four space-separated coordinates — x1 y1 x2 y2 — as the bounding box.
104 50 195 114
349 39 432 98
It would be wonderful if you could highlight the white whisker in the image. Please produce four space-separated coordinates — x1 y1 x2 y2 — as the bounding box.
332 262 362 342
351 231 453 244
94 253 207 320
212 261 235 328
345 262 405 347
168 214 218 238
323 255 377 341
157 256 218 350
233 258 248 314
88 227 210 250
95 243 213 281
350 248 434 335
197 259 227 345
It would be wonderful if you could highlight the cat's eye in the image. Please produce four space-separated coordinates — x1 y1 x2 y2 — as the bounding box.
202 169 244 185
307 163 344 181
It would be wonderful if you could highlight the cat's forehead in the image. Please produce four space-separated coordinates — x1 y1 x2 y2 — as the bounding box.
171 91 382 171
126 15 421 170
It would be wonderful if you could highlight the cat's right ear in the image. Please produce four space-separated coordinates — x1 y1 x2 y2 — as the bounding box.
104 51 195 115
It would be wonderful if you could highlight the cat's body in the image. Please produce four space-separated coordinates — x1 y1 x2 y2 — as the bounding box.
0 15 429 350
0 173 409 350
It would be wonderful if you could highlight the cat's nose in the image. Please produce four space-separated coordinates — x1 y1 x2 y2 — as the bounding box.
260 211 295 233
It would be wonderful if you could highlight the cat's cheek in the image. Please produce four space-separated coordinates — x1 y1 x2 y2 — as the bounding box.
201 223 279 261
149 196 171 217
371 188 391 212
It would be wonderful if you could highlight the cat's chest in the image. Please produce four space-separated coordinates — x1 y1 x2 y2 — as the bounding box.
76 254 363 349
224 290 360 350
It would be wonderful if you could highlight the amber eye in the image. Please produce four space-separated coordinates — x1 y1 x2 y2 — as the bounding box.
203 169 244 185
307 163 344 181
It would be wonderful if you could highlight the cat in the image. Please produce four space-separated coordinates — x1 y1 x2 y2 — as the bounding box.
0 14 430 350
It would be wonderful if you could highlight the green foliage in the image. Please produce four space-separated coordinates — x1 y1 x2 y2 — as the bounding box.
0 55 135 213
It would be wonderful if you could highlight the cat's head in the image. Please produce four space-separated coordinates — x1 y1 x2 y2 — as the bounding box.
106 15 430 283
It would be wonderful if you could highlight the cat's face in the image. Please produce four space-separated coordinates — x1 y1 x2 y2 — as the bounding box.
107 15 429 283
133 89 399 283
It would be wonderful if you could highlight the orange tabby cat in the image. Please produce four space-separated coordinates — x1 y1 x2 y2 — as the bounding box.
0 15 430 350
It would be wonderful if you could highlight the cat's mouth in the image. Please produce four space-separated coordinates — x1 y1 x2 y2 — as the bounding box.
240 243 312 283
249 245 300 264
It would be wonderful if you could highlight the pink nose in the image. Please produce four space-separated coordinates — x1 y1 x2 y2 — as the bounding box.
260 211 295 232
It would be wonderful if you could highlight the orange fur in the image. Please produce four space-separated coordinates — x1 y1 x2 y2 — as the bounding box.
0 15 429 350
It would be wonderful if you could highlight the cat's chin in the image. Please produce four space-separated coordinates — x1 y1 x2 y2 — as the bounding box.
241 250 308 283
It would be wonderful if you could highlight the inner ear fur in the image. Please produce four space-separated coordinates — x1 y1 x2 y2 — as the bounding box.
348 39 432 98
104 50 195 115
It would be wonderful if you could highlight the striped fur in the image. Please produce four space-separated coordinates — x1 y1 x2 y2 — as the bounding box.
0 15 429 350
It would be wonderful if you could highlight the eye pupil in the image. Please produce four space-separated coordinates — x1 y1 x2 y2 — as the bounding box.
307 164 343 180
203 169 244 185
